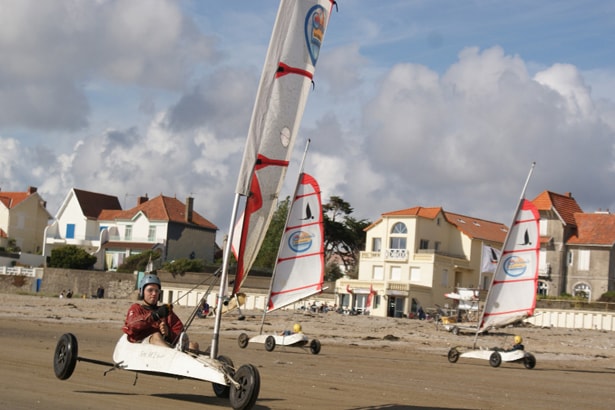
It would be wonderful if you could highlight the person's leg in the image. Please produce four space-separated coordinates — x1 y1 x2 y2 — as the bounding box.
148 332 169 347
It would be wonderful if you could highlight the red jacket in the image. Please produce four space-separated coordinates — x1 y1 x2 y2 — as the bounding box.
122 303 184 344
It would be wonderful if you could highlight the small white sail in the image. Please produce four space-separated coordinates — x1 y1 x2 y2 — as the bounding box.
231 0 334 295
267 173 324 312
479 198 540 332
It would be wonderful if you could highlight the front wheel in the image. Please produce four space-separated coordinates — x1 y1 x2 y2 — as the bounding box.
489 351 502 368
212 355 234 398
230 364 260 410
265 336 276 352
309 339 321 355
447 347 460 363
54 333 78 380
237 333 249 349
523 353 536 369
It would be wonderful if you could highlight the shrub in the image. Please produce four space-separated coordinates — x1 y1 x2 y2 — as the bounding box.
163 258 206 276
598 291 615 302
49 245 97 269
117 251 160 273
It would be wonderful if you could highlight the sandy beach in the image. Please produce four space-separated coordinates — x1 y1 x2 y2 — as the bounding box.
1 293 614 409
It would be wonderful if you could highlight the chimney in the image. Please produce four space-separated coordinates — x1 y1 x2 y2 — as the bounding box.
137 195 149 205
27 186 37 194
186 197 194 223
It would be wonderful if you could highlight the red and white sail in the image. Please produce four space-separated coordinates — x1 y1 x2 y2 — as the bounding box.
267 173 324 312
231 0 334 295
478 199 540 332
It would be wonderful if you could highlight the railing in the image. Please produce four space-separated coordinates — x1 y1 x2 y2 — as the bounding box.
0 266 37 277
385 249 408 261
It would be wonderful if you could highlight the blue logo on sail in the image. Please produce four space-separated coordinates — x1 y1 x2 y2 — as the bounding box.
503 255 528 277
288 230 313 253
305 5 326 65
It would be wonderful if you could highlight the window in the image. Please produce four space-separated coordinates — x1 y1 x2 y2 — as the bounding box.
372 237 381 252
539 250 547 271
125 225 133 240
410 267 420 282
573 283 590 300
539 219 547 236
391 222 407 234
148 226 156 241
567 251 573 266
440 269 448 287
390 266 401 281
390 237 406 249
577 250 590 271
537 281 548 296
373 266 384 280
66 224 75 239
434 241 441 251
419 239 429 250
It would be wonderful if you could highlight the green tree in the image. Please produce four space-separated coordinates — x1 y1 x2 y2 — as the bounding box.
323 196 371 279
252 196 290 271
163 258 206 276
117 251 160 273
49 245 97 269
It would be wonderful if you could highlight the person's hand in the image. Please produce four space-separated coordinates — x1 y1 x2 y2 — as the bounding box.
152 304 171 321
159 321 168 337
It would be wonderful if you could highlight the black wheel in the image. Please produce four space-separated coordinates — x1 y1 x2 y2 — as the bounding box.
230 364 260 410
309 339 321 355
54 333 78 380
523 353 536 369
489 351 502 368
265 335 276 352
451 326 460 336
238 333 249 349
447 347 460 363
212 355 234 398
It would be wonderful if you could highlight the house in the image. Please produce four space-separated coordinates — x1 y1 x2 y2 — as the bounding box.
0 186 52 254
337 206 507 318
535 189 615 301
43 188 218 271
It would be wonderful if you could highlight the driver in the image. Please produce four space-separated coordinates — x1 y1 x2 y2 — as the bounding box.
122 273 198 351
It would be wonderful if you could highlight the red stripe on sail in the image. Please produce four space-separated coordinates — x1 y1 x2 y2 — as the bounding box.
276 62 313 80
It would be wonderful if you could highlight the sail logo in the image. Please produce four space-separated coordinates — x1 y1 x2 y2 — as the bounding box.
503 255 528 277
305 5 326 65
288 230 313 253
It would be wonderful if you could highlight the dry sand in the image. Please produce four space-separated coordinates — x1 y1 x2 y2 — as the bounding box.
1 293 614 409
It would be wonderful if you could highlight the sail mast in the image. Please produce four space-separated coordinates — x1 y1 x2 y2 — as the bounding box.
473 162 536 348
258 140 312 334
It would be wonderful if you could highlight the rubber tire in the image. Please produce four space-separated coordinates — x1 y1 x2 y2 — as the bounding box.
309 339 321 355
265 335 276 352
230 364 260 410
523 353 536 369
447 348 460 363
54 333 78 380
212 355 234 398
237 333 249 349
489 351 502 368
452 326 460 336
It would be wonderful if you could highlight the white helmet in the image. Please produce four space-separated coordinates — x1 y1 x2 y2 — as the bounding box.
139 274 161 299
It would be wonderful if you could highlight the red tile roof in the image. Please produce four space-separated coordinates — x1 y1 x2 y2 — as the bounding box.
532 191 582 227
0 192 30 209
567 213 615 246
367 206 507 243
100 195 217 230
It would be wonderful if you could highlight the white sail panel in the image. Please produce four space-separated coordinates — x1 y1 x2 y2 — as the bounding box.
268 173 324 312
231 0 333 295
479 199 540 331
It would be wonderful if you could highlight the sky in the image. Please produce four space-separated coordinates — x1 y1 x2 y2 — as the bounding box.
1 0 614 243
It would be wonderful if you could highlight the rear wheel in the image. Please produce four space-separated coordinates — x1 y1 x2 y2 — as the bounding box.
212 355 234 398
489 351 502 368
230 364 260 410
265 336 276 352
447 347 460 363
309 339 321 355
451 326 460 336
53 333 78 380
523 353 536 369
237 333 249 349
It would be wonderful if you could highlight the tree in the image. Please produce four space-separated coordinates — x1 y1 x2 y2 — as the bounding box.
163 258 206 276
252 196 290 271
323 196 371 279
117 251 160 273
49 245 97 270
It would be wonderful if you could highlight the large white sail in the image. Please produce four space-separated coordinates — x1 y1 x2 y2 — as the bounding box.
267 172 324 312
231 0 334 295
478 198 540 332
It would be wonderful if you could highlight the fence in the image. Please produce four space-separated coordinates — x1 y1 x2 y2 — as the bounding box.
0 266 42 278
527 309 615 331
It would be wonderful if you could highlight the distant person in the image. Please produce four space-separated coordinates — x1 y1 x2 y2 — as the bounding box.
122 274 199 352
66 289 73 299
96 286 105 299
